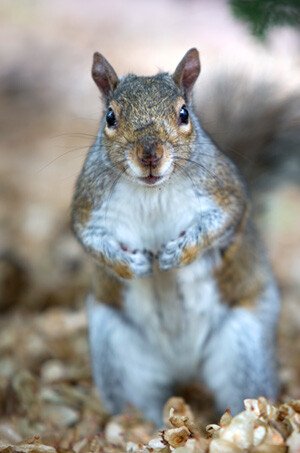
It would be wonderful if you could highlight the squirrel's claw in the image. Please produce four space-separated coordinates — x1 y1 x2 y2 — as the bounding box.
158 226 201 270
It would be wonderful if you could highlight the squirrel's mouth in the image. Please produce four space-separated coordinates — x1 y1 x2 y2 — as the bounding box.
139 174 163 185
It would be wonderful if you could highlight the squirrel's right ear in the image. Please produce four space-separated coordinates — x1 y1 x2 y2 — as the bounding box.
173 48 200 96
92 52 119 98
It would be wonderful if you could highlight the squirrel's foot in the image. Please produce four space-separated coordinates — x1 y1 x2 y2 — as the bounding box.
158 226 202 270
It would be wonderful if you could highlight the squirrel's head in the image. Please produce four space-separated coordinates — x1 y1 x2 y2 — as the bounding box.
92 48 200 186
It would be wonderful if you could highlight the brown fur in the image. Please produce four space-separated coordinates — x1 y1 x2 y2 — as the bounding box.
75 197 92 225
214 222 266 309
180 244 201 266
100 255 133 280
111 262 133 280
92 266 123 309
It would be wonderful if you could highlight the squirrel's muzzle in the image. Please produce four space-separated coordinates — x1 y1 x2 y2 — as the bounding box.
137 141 164 169
126 137 172 185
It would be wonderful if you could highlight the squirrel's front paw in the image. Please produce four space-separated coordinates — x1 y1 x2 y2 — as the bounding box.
104 240 153 279
158 227 202 271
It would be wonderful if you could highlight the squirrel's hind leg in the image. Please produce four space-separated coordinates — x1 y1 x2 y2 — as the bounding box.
86 295 172 425
200 302 280 415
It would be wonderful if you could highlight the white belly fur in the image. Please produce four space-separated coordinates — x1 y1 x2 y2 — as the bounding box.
102 178 226 378
104 178 213 252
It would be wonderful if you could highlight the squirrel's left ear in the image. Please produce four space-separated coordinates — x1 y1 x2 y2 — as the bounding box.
173 48 200 96
92 52 119 98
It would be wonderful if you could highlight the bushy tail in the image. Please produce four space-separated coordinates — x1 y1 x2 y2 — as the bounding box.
195 56 300 194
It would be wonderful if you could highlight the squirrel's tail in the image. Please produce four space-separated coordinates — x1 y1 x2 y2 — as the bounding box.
195 55 300 194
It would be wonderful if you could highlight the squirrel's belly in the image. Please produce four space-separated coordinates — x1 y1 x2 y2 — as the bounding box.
123 257 227 377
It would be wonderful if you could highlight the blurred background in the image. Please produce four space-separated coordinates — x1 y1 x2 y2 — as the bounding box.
0 0 299 449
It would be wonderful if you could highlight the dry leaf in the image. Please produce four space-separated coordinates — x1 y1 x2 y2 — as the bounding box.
163 426 190 448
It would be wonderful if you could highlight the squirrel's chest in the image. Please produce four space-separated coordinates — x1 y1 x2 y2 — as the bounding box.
104 179 207 252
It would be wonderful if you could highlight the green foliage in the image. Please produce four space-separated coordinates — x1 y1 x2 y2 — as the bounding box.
229 0 300 38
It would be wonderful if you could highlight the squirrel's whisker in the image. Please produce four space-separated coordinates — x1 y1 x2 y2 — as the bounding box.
173 156 224 189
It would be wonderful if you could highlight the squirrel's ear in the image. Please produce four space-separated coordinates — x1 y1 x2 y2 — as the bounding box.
92 52 119 98
173 48 200 96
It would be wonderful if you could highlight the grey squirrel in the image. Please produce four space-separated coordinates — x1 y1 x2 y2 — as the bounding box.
71 48 299 423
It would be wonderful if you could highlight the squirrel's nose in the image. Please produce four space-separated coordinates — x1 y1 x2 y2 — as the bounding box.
140 152 161 168
137 143 163 168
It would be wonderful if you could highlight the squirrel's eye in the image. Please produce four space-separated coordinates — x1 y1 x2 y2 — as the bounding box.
179 105 189 125
106 108 117 127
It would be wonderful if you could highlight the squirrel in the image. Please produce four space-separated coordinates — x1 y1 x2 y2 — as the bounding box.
71 48 299 423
